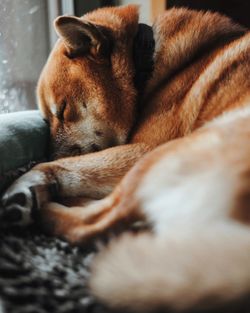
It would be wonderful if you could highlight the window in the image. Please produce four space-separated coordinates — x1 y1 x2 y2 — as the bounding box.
0 0 49 113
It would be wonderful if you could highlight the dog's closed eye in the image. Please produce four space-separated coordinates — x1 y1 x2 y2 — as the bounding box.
56 100 67 121
95 130 103 137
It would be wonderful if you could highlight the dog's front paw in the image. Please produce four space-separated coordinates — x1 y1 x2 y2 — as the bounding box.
0 170 57 227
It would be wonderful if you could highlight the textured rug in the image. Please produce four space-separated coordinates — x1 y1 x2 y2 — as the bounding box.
0 226 250 313
0 226 113 313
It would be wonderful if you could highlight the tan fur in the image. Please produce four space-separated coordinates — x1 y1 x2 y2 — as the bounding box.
2 5 250 312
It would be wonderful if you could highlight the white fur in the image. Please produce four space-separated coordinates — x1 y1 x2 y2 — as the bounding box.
50 103 58 116
91 225 250 312
206 102 250 128
137 154 234 235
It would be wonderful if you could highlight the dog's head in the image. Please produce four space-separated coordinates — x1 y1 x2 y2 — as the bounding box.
37 5 139 159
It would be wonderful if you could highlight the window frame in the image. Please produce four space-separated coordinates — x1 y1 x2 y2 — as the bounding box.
47 0 75 49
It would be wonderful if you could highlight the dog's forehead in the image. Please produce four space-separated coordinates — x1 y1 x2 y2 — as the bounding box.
46 47 71 76
46 47 98 86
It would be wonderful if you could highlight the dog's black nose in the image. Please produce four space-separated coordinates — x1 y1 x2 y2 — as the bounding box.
69 145 82 156
91 144 101 152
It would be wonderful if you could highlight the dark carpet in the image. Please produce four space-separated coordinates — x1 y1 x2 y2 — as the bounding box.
0 226 111 313
0 227 250 313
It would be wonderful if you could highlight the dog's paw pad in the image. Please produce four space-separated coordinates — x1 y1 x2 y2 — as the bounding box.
0 189 34 227
1 206 23 223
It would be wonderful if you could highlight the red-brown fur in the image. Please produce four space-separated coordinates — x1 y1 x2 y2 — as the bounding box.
2 5 250 312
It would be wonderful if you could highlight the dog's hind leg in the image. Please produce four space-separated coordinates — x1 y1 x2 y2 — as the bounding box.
39 186 143 244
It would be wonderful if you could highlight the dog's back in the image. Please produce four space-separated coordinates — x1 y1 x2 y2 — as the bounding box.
131 8 250 146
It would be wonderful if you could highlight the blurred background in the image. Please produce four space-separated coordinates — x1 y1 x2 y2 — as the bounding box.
0 0 249 114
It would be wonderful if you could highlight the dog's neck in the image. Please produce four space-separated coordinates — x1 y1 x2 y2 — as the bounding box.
133 23 155 95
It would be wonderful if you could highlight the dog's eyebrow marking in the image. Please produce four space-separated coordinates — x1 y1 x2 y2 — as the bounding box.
50 103 58 115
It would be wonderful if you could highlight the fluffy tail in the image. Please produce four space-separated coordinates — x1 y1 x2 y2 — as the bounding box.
90 226 250 312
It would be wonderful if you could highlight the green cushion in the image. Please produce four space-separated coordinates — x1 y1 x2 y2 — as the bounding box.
0 111 49 193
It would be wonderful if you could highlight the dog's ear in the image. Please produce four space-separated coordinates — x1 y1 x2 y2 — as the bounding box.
54 16 111 58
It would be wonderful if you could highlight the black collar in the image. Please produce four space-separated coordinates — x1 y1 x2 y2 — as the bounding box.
133 23 155 95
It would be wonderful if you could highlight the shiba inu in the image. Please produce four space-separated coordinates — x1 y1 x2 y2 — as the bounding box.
1 4 250 312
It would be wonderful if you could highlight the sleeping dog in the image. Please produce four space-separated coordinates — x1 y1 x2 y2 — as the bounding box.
1 5 250 312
